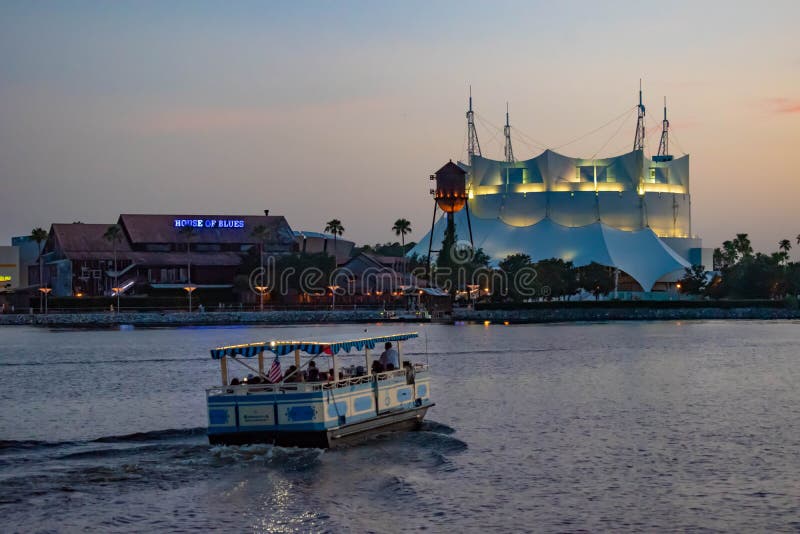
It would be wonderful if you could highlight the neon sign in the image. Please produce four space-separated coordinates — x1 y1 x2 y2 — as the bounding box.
173 219 245 229
0 276 11 282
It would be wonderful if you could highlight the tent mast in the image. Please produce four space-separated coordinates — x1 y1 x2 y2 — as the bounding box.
656 96 670 158
633 79 646 151
503 102 515 163
466 86 481 164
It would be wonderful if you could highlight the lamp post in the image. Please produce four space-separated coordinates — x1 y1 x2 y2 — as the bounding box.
328 285 340 310
467 284 479 309
183 285 197 312
112 286 122 313
38 287 52 314
254 285 269 312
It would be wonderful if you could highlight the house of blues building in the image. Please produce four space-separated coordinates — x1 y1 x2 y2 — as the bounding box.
33 214 296 297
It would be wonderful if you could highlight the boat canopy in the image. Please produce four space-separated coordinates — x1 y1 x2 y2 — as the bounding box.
210 332 418 359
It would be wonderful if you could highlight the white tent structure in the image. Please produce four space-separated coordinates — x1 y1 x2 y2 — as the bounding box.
408 211 689 291
411 94 707 292
410 145 707 291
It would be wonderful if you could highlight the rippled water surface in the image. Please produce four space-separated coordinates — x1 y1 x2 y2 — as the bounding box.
1 321 799 532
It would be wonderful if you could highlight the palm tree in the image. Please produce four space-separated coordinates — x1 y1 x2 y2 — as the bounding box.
30 227 48 313
721 240 737 267
778 239 792 265
103 224 123 312
324 219 345 263
250 224 271 311
392 218 412 279
179 226 196 311
733 233 753 259
796 234 800 246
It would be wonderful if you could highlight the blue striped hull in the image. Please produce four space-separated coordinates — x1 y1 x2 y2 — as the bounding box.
207 373 433 448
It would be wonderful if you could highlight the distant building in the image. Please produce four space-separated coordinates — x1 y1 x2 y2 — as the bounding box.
294 231 355 266
0 246 20 292
36 214 296 297
10 236 40 289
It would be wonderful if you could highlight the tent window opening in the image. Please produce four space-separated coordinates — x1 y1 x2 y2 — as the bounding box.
506 167 526 184
648 167 669 184
577 166 594 183
577 165 611 183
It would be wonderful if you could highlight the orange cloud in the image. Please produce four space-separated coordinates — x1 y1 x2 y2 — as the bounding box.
766 98 800 114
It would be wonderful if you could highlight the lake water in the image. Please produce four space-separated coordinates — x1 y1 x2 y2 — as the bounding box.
1 321 799 532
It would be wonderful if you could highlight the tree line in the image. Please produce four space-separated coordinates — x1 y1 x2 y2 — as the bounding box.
680 233 800 300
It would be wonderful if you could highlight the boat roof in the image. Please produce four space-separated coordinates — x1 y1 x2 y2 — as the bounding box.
210 332 418 359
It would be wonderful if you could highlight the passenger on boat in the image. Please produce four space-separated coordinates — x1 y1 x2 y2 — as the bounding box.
245 373 262 385
326 369 335 382
371 359 384 374
307 360 320 381
284 365 302 382
230 377 240 385
379 342 399 370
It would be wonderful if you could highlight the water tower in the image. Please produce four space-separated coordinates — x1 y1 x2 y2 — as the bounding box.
426 160 474 276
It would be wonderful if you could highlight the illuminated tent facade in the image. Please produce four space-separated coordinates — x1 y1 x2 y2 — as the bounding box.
410 149 700 291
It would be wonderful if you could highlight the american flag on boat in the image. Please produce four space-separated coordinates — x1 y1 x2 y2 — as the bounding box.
267 357 282 383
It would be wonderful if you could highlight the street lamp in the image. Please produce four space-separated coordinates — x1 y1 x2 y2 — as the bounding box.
328 285 340 310
183 285 197 312
111 286 123 313
254 285 269 312
467 284 479 309
38 287 52 314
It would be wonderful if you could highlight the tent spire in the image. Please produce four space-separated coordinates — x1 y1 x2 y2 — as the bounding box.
503 102 515 163
654 96 672 161
466 85 482 164
633 79 646 151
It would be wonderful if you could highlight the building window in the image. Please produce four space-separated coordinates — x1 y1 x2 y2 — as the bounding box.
578 166 594 182
648 167 669 184
506 167 526 184
577 165 611 183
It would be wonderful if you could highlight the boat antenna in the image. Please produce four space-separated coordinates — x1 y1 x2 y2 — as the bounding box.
466 85 482 165
503 102 515 163
633 79 646 151
424 327 429 367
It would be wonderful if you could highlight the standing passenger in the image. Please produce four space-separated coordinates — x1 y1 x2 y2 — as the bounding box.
379 342 399 370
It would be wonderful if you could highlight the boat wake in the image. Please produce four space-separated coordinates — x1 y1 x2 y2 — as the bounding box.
0 420 463 514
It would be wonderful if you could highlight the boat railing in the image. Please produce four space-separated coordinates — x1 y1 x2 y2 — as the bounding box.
207 363 428 397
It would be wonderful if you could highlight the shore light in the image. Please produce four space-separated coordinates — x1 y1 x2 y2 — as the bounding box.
254 285 269 312
38 287 52 314
328 285 340 310
183 284 197 312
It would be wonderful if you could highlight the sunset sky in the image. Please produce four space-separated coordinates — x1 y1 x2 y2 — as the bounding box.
1 1 798 257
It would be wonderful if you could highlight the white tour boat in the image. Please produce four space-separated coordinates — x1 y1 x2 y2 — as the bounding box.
206 332 433 448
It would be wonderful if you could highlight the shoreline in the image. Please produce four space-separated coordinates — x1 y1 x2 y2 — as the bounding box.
1 306 799 327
